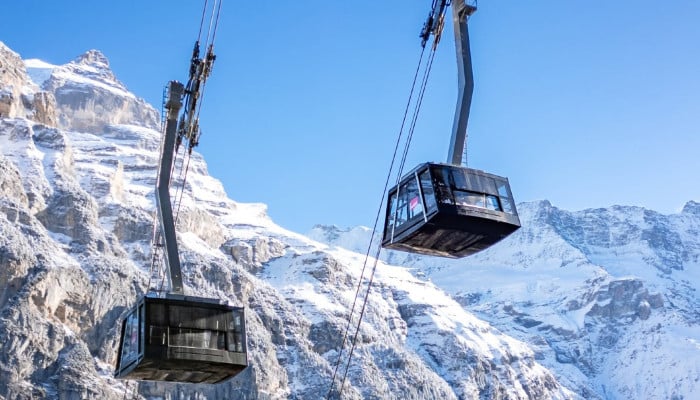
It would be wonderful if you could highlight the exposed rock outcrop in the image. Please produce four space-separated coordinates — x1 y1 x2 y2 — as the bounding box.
41 50 159 133
0 42 57 125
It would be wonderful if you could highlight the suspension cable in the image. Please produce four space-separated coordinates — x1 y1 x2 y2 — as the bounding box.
205 0 218 48
326 43 443 400
173 152 193 228
398 48 439 182
189 1 221 152
173 0 222 220
341 48 439 396
172 0 222 228
326 3 448 397
325 44 428 400
197 0 209 42
209 0 224 47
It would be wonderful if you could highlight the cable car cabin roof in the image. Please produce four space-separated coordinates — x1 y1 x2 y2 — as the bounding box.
382 162 520 258
115 294 247 384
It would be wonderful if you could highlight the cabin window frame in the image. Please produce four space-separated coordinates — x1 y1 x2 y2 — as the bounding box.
119 302 144 366
385 170 430 241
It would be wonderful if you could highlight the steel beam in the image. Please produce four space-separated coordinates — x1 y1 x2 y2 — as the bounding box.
155 81 185 295
447 0 476 166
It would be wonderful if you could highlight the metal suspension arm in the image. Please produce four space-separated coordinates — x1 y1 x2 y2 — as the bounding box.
156 81 185 295
420 0 449 49
447 0 477 166
179 42 215 152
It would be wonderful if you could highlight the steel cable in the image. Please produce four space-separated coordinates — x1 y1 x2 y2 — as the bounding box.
325 43 429 400
326 4 447 396
337 47 438 399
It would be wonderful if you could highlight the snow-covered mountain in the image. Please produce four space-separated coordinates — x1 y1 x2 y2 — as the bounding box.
310 202 700 399
0 40 697 400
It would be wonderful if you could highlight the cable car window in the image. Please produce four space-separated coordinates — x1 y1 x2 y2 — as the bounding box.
500 197 514 214
430 165 454 205
236 335 244 352
121 311 141 364
385 192 399 240
386 176 425 237
197 330 211 348
484 177 498 195
170 328 186 347
171 327 208 348
452 170 497 194
419 170 437 213
452 169 469 191
231 332 245 352
486 195 501 211
228 311 244 352
149 325 167 345
213 330 225 350
404 177 424 220
497 180 511 197
496 181 515 214
455 190 485 208
148 303 166 326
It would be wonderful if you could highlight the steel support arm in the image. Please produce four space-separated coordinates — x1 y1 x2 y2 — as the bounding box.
156 81 185 295
447 0 476 166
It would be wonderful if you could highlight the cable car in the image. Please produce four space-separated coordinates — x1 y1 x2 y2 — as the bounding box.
115 27 249 383
382 163 520 258
115 295 247 383
381 0 520 258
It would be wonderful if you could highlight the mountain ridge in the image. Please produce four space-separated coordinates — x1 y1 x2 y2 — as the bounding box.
312 199 700 398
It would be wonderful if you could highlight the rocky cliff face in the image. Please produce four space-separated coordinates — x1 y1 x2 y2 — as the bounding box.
28 49 159 134
0 42 578 399
0 43 56 126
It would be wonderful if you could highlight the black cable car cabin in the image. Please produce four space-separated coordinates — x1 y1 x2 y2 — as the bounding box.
381 1 520 258
382 163 520 258
114 295 247 384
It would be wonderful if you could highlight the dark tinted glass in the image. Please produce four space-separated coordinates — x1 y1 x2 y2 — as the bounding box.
430 165 454 205
453 169 497 194
121 309 141 363
486 195 501 211
419 169 437 213
454 190 485 208
385 175 425 239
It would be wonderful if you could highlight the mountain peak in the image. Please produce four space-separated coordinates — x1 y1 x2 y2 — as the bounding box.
0 40 19 58
681 200 700 215
72 49 110 70
306 224 373 253
64 49 118 85
27 47 160 133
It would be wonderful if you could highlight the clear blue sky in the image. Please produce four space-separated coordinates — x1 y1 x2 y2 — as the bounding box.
2 1 699 233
